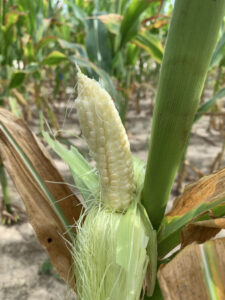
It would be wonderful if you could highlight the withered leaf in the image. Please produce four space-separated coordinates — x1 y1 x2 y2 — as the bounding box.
0 108 83 288
181 218 225 248
158 238 225 300
168 167 225 217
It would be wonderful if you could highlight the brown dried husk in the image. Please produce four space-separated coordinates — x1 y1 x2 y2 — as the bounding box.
0 108 83 288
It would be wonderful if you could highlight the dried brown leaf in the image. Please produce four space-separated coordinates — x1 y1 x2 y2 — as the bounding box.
181 218 225 248
158 238 225 300
168 167 225 217
181 224 220 248
0 108 83 288
194 218 225 229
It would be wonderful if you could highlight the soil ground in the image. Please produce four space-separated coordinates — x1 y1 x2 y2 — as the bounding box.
1 88 225 300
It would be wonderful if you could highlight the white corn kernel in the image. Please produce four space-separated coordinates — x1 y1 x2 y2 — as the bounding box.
75 71 134 211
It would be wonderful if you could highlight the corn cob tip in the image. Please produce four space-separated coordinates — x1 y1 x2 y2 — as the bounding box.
75 71 134 211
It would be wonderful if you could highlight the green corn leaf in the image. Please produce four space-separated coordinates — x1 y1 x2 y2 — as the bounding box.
3 11 21 31
58 39 87 58
158 196 225 258
85 14 113 73
42 51 68 66
119 0 153 48
0 159 11 213
134 32 164 64
97 13 122 35
194 87 225 122
8 97 22 118
210 32 225 68
126 43 140 67
9 71 26 89
65 0 87 25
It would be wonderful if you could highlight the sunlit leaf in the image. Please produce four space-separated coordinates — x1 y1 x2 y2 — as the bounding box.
42 51 68 66
134 32 164 64
8 97 22 117
43 131 99 207
119 0 157 48
97 13 122 35
58 39 88 58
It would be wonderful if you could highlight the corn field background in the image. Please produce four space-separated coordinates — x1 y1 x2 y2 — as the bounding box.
0 0 225 299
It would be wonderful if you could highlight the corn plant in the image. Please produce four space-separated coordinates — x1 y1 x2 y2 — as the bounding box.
0 0 225 299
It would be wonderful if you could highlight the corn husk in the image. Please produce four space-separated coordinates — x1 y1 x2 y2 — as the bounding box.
73 201 153 300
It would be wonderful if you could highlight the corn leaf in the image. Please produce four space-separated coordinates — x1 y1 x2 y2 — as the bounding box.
194 87 225 122
85 14 113 73
210 32 225 68
134 32 164 64
58 39 88 59
42 50 68 66
97 13 122 35
35 35 57 53
119 0 157 48
65 0 87 25
0 108 82 287
9 71 26 89
158 167 225 257
8 97 22 117
158 238 225 299
181 218 225 248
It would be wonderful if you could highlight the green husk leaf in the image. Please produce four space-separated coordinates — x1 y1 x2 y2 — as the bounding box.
73 201 155 300
43 131 99 206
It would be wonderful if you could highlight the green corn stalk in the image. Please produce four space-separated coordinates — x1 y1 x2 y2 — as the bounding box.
142 0 225 230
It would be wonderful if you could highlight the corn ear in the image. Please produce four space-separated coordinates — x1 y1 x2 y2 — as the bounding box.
75 71 134 211
74 72 157 299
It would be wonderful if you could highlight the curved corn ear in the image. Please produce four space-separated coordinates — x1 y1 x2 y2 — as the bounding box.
75 71 134 211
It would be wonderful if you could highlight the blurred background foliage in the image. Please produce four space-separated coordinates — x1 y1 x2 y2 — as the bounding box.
0 0 225 222
1 0 224 125
0 0 170 126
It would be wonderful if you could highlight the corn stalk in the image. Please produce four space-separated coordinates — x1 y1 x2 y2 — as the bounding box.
142 0 225 229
